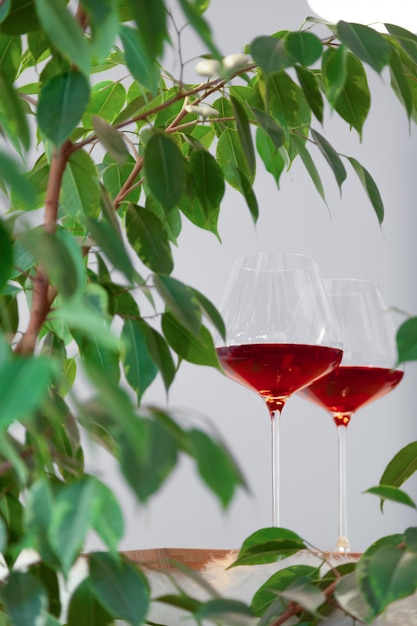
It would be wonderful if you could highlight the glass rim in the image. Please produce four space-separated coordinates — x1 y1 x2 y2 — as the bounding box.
234 251 318 271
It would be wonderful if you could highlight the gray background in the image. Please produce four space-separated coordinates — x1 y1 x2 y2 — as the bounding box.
86 0 417 554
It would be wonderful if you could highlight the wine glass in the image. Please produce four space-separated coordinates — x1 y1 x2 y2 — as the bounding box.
215 253 343 527
298 279 404 552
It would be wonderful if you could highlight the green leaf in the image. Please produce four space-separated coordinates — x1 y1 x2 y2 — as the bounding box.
231 527 307 567
279 578 325 615
191 287 226 341
121 319 158 403
24 480 58 567
141 326 176 392
357 545 417 619
35 0 90 75
188 148 225 219
291 133 326 205
251 565 317 616
0 1 11 24
0 33 22 83
119 24 160 93
102 153 141 204
255 127 287 187
83 80 126 128
0 68 30 150
334 53 370 138
266 71 301 134
92 116 129 164
405 527 417 552
232 165 259 222
177 0 222 60
90 553 150 625
251 106 285 150
250 35 293 74
231 95 256 177
0 150 36 209
385 23 417 65
162 312 221 369
397 317 417 363
365 484 416 511
310 128 347 192
128 0 166 60
2 571 47 626
116 417 178 501
86 216 135 282
389 45 413 120
144 132 186 211
29 231 79 300
48 478 96 575
334 572 372 622
285 31 322 66
322 44 348 107
216 128 254 189
76 332 120 385
125 203 173 273
295 66 324 123
154 274 201 334
188 428 244 508
379 441 417 494
0 0 40 34
0 357 56 430
80 0 118 61
0 220 12 293
347 156 384 223
194 598 253 624
90 478 124 553
38 70 90 145
337 20 391 74
68 578 114 626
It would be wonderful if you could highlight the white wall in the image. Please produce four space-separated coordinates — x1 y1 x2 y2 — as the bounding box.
87 0 417 554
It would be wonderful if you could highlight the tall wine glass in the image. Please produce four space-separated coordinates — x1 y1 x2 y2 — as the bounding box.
215 253 343 527
298 279 404 552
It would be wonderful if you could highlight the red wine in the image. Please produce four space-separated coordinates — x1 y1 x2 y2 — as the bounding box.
216 343 343 412
298 365 404 426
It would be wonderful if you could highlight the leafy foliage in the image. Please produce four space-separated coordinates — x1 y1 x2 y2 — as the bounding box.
0 0 416 624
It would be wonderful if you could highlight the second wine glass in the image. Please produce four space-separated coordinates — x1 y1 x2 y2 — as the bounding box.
216 253 343 527
298 279 404 552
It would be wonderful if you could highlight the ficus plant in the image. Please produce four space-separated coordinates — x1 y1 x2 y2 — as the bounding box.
0 0 416 624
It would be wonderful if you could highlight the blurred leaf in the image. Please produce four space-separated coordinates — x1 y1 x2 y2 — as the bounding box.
311 129 346 192
357 545 417 619
188 428 243 508
81 0 118 61
0 220 12 293
76 333 120 385
250 36 293 74
92 116 129 164
0 150 36 209
405 527 417 552
334 53 370 138
231 95 256 177
38 70 90 145
334 572 371 622
0 357 56 430
90 478 124 553
231 528 307 567
0 1 11 25
389 45 413 120
251 565 317 616
0 0 40 34
68 578 114 626
11 152 49 212
396 317 417 363
322 44 348 107
292 134 326 205
121 319 158 403
280 578 325 614
119 24 160 93
162 312 221 369
285 31 322 66
295 66 324 123
365 484 416 511
125 203 173 273
144 132 186 211
194 598 254 625
35 0 90 75
31 231 80 300
337 21 390 74
128 0 166 60
154 274 201 334
191 287 226 341
25 480 59 568
0 33 22 83
29 563 61 619
2 571 47 626
177 0 221 60
379 441 417 495
0 68 30 149
347 156 384 223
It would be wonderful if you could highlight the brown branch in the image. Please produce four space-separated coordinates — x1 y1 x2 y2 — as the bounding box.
15 140 73 355
113 156 144 208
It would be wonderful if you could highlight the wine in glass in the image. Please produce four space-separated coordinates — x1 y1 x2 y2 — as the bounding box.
298 279 404 552
215 253 343 527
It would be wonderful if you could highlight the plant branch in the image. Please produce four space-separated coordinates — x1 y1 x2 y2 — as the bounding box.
14 140 73 355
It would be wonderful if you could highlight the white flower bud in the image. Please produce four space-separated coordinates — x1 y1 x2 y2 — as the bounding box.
222 53 251 72
195 59 222 76
184 103 218 118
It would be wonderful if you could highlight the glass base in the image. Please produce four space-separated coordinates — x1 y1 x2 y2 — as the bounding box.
336 536 351 553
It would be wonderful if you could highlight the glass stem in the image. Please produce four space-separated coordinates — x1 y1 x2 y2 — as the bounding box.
271 410 281 527
336 422 351 553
